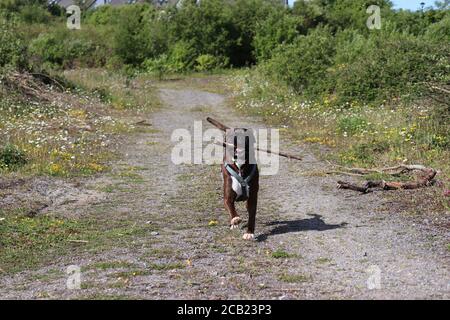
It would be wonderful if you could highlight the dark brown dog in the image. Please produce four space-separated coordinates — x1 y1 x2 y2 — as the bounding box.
221 128 259 240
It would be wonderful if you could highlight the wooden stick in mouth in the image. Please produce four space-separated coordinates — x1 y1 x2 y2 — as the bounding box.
207 117 230 132
213 141 303 161
207 117 302 161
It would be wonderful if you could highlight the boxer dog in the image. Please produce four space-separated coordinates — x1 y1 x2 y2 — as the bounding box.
221 127 259 240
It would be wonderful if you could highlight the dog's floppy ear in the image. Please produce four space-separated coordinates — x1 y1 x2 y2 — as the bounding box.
207 117 230 132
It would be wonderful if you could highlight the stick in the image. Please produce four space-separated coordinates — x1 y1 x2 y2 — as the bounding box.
208 117 302 161
206 117 230 131
214 141 303 161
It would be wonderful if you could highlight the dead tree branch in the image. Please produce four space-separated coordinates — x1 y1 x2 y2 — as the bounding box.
336 165 437 193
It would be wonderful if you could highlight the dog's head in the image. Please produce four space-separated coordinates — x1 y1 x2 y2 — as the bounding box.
224 128 256 169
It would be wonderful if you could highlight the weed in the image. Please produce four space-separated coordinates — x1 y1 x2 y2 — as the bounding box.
278 273 311 283
0 143 27 170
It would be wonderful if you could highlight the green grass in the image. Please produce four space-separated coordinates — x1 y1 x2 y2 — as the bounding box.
108 269 151 278
229 70 450 213
271 250 297 259
82 261 137 272
147 247 177 259
278 273 311 283
148 262 185 271
0 209 155 274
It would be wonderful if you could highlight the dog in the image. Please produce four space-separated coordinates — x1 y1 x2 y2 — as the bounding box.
221 127 259 240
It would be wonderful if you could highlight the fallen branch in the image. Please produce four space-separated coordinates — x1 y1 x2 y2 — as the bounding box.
330 164 430 176
336 165 437 193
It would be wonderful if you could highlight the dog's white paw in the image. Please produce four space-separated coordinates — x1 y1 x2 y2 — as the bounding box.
230 224 239 230
243 233 255 240
230 217 242 225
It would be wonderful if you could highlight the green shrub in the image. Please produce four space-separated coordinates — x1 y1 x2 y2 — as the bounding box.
228 0 289 65
167 41 197 73
195 54 222 72
333 30 450 104
425 14 450 42
143 54 169 80
19 4 50 24
0 14 26 69
85 5 120 26
0 144 27 170
340 140 390 165
113 4 159 66
167 0 237 66
28 31 65 67
253 9 304 61
337 116 368 136
263 27 335 96
28 29 99 69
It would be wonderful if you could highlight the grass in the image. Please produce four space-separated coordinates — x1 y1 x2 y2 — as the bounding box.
0 208 155 274
64 69 161 112
0 68 161 179
82 261 137 272
148 70 233 95
229 69 450 213
271 250 297 259
278 273 311 283
109 269 151 278
115 170 146 184
148 262 185 271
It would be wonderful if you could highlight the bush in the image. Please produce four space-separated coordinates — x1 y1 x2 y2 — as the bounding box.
167 0 237 66
253 9 304 61
167 41 197 73
0 14 26 69
425 14 450 42
195 54 221 72
143 54 169 80
263 27 335 96
28 28 102 69
19 4 50 23
113 4 159 66
0 143 27 170
333 30 450 104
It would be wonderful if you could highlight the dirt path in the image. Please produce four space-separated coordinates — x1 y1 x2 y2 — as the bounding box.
0 83 448 299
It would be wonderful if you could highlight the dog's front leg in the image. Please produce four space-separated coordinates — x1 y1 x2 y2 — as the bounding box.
243 192 257 240
224 198 241 229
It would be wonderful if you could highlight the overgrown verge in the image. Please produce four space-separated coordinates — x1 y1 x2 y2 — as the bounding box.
0 68 161 274
228 69 450 212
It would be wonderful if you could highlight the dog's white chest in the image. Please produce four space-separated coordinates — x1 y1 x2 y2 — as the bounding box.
231 176 243 197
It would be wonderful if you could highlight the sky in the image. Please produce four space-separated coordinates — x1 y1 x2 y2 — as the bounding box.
287 0 434 11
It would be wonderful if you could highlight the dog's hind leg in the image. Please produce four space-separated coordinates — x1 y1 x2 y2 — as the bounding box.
243 193 257 240
224 198 241 229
